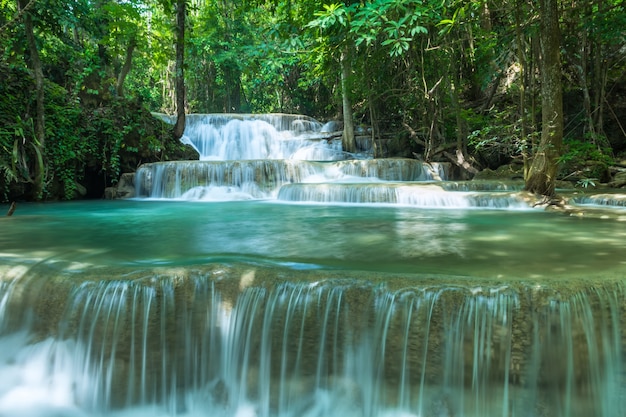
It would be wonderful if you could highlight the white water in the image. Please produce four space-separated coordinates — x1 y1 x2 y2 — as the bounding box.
178 114 344 161
139 113 540 209
3 112 626 417
278 183 532 209
572 193 626 207
142 113 509 206
134 159 451 201
1 273 623 417
142 113 626 212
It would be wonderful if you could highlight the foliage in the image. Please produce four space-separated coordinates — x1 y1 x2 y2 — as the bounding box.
44 83 86 200
2 0 626 200
0 57 191 201
558 136 613 180
466 107 531 167
0 62 36 200
576 177 597 188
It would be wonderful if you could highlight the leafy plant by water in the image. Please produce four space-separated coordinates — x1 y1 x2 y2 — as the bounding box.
558 136 613 182
0 60 195 201
576 177 597 188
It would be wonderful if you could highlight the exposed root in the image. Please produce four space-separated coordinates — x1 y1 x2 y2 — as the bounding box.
532 194 567 209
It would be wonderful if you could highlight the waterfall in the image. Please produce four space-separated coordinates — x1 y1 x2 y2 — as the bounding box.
4 112 626 417
137 113 481 205
135 113 626 211
571 193 626 207
277 183 532 208
174 114 341 161
0 266 624 417
134 159 451 201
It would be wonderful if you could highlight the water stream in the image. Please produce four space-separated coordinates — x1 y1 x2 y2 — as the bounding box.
1 114 626 417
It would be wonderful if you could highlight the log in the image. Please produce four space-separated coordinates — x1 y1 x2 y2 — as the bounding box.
443 149 480 175
6 201 16 216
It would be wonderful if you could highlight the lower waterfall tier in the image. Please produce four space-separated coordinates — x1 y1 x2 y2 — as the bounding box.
0 264 624 417
134 159 449 200
277 183 532 208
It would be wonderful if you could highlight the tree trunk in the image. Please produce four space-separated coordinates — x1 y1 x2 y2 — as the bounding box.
524 0 563 197
116 36 136 97
172 0 186 140
369 93 381 158
223 64 241 112
514 0 529 178
19 0 45 198
340 48 356 154
590 0 607 141
449 59 466 154
425 76 443 161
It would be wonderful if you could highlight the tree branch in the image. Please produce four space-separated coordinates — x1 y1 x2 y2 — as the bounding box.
0 0 36 35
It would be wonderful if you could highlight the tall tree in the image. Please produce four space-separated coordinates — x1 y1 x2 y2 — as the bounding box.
103 1 145 98
173 0 186 139
306 3 357 153
18 0 45 198
116 35 137 97
340 45 356 153
524 0 563 196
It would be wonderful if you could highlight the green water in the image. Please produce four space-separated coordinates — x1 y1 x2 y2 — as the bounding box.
2 200 626 279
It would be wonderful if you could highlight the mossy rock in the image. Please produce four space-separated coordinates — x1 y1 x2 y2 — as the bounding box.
474 164 524 180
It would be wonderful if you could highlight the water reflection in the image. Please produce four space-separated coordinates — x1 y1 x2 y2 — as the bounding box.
394 210 467 258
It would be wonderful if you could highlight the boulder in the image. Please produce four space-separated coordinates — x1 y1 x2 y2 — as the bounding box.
609 171 626 188
74 182 88 198
474 164 524 181
105 173 136 199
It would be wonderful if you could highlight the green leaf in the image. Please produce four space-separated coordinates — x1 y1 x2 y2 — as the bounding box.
410 25 428 35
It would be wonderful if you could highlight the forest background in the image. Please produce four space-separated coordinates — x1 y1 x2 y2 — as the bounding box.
0 0 625 202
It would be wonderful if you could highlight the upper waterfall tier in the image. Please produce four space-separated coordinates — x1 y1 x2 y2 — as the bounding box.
158 113 349 161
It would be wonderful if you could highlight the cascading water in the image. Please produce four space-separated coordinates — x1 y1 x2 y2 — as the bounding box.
2 113 626 417
135 113 530 208
159 113 344 161
1 264 625 417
